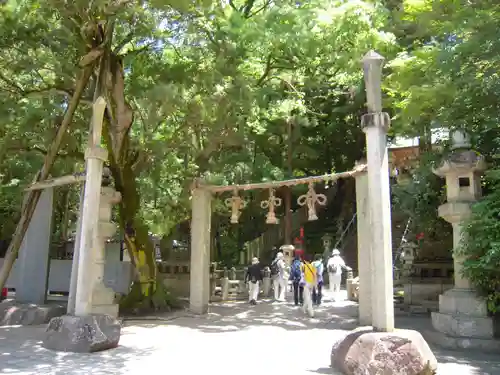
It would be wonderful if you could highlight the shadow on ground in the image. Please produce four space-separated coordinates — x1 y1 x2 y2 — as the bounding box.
0 325 154 374
1 296 499 374
124 299 360 333
125 299 500 375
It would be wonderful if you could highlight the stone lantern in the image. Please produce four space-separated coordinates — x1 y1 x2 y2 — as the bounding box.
280 244 294 267
430 130 497 350
322 234 332 249
401 242 418 278
322 234 333 255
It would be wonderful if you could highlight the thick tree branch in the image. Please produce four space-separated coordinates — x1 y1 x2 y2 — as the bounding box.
228 0 238 11
0 73 92 104
248 0 272 18
257 53 273 86
242 0 256 17
6 145 84 159
121 41 156 58
114 31 134 54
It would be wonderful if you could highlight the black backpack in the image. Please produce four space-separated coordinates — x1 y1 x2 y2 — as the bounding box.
328 263 339 273
270 260 279 276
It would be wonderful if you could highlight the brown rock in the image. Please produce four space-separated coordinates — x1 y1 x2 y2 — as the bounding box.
331 328 437 375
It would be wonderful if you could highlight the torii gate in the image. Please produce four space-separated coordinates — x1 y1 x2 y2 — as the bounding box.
188 51 395 332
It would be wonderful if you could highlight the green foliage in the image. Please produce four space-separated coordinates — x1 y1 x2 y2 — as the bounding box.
391 152 447 236
0 0 400 275
459 169 500 314
386 0 500 306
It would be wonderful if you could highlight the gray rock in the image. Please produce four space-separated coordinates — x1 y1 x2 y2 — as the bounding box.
0 300 65 326
43 314 121 353
331 327 437 375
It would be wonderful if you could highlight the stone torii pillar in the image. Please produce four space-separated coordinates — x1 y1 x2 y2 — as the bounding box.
43 97 121 353
361 51 394 332
354 166 372 325
331 51 437 375
190 184 212 315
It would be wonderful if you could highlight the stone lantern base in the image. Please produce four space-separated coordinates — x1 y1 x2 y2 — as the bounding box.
426 288 500 352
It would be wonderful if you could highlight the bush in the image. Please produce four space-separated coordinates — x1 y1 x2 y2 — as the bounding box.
459 169 500 314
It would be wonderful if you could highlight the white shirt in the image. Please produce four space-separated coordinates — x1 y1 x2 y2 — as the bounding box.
276 259 286 278
327 256 345 275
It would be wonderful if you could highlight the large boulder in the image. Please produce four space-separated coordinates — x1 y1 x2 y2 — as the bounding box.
331 327 437 375
43 314 121 353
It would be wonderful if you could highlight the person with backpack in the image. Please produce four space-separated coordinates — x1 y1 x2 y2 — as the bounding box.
289 255 303 306
312 254 324 306
327 248 351 301
301 254 317 317
270 252 287 302
245 257 263 305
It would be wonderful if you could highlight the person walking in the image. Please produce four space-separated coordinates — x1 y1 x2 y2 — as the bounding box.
271 252 287 302
289 255 303 306
245 257 263 305
327 249 351 301
301 254 317 317
312 254 324 306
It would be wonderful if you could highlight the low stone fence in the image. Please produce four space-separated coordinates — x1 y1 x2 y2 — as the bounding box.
210 264 273 301
157 262 190 297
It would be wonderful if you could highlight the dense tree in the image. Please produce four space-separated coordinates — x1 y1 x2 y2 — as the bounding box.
388 0 500 311
5 0 474 309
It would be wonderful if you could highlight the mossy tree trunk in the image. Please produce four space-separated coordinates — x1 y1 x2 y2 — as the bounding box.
98 37 167 310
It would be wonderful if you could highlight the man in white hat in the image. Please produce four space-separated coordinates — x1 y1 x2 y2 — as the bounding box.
270 252 287 302
326 248 351 301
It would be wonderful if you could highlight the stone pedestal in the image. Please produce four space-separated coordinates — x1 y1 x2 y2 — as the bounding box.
16 188 54 304
427 137 500 351
43 314 121 353
432 288 493 338
91 186 121 318
331 327 437 375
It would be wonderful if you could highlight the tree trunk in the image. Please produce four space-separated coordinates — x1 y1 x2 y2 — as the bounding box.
101 51 167 310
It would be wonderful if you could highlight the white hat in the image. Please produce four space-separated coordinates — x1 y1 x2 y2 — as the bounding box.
252 257 259 265
332 249 340 256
